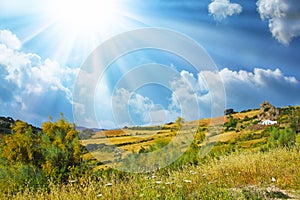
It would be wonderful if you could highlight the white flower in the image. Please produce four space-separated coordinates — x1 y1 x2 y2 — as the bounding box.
184 179 192 183
189 171 197 175
166 182 174 185
155 181 162 184
97 194 103 197
105 183 113 187
271 177 276 182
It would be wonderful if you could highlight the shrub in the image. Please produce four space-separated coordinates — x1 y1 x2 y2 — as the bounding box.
224 115 238 131
0 114 85 191
267 126 296 148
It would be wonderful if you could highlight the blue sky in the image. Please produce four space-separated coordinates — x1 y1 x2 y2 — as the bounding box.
0 0 299 129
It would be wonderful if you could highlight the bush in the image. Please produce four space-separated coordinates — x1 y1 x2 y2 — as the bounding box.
224 115 239 131
267 126 296 148
0 114 85 192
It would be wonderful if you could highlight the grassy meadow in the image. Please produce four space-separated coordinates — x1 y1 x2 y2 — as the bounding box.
2 148 299 199
0 105 300 199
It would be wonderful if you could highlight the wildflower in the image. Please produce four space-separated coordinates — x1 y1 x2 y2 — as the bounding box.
189 170 197 175
97 194 103 197
271 177 276 182
155 181 162 184
184 179 192 183
202 174 206 178
165 182 174 185
105 183 113 187
152 175 157 179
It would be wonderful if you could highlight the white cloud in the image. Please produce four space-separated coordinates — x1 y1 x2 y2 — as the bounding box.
77 67 300 129
257 0 300 45
0 30 21 50
169 70 212 120
0 30 78 101
169 67 300 119
219 67 300 109
0 29 78 123
112 88 171 127
208 0 242 21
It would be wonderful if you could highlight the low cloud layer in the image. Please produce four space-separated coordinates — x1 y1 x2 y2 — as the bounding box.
170 67 300 117
220 67 300 109
208 0 242 21
106 67 300 128
257 0 300 45
112 88 173 127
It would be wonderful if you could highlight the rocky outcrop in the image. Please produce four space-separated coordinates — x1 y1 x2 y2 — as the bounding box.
258 101 280 121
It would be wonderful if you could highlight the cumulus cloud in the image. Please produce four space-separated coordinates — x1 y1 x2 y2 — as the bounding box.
82 67 300 128
169 68 300 119
169 70 211 120
112 88 173 127
219 67 300 109
0 29 78 124
208 0 242 21
101 70 213 128
0 30 21 50
257 0 300 45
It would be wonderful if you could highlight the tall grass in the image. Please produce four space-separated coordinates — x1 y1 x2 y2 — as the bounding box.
1 147 299 199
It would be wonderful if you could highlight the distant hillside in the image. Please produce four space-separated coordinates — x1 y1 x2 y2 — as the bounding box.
79 102 300 170
0 116 15 134
76 126 105 132
0 116 41 135
0 116 105 137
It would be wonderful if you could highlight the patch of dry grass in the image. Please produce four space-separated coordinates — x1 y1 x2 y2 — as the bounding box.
2 147 299 200
201 147 300 189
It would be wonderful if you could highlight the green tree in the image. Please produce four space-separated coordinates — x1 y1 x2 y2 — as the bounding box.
195 126 206 144
0 120 40 166
267 126 296 148
40 114 82 180
224 115 238 131
290 108 300 133
176 116 184 129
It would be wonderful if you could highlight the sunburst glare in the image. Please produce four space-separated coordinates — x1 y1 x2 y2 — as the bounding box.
38 0 140 65
48 0 122 33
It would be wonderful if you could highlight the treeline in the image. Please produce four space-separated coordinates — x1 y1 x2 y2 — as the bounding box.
0 116 41 135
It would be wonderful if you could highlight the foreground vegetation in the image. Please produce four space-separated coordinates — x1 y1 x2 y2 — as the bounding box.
0 103 300 199
1 147 299 199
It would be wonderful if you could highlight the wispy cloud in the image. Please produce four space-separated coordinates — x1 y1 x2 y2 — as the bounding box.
257 0 300 45
208 0 242 21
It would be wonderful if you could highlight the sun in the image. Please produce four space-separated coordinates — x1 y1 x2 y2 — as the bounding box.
47 0 122 33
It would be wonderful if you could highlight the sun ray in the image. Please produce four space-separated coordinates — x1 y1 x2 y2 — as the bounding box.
47 0 123 33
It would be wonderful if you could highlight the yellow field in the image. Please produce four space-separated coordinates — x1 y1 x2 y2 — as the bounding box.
80 109 273 169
